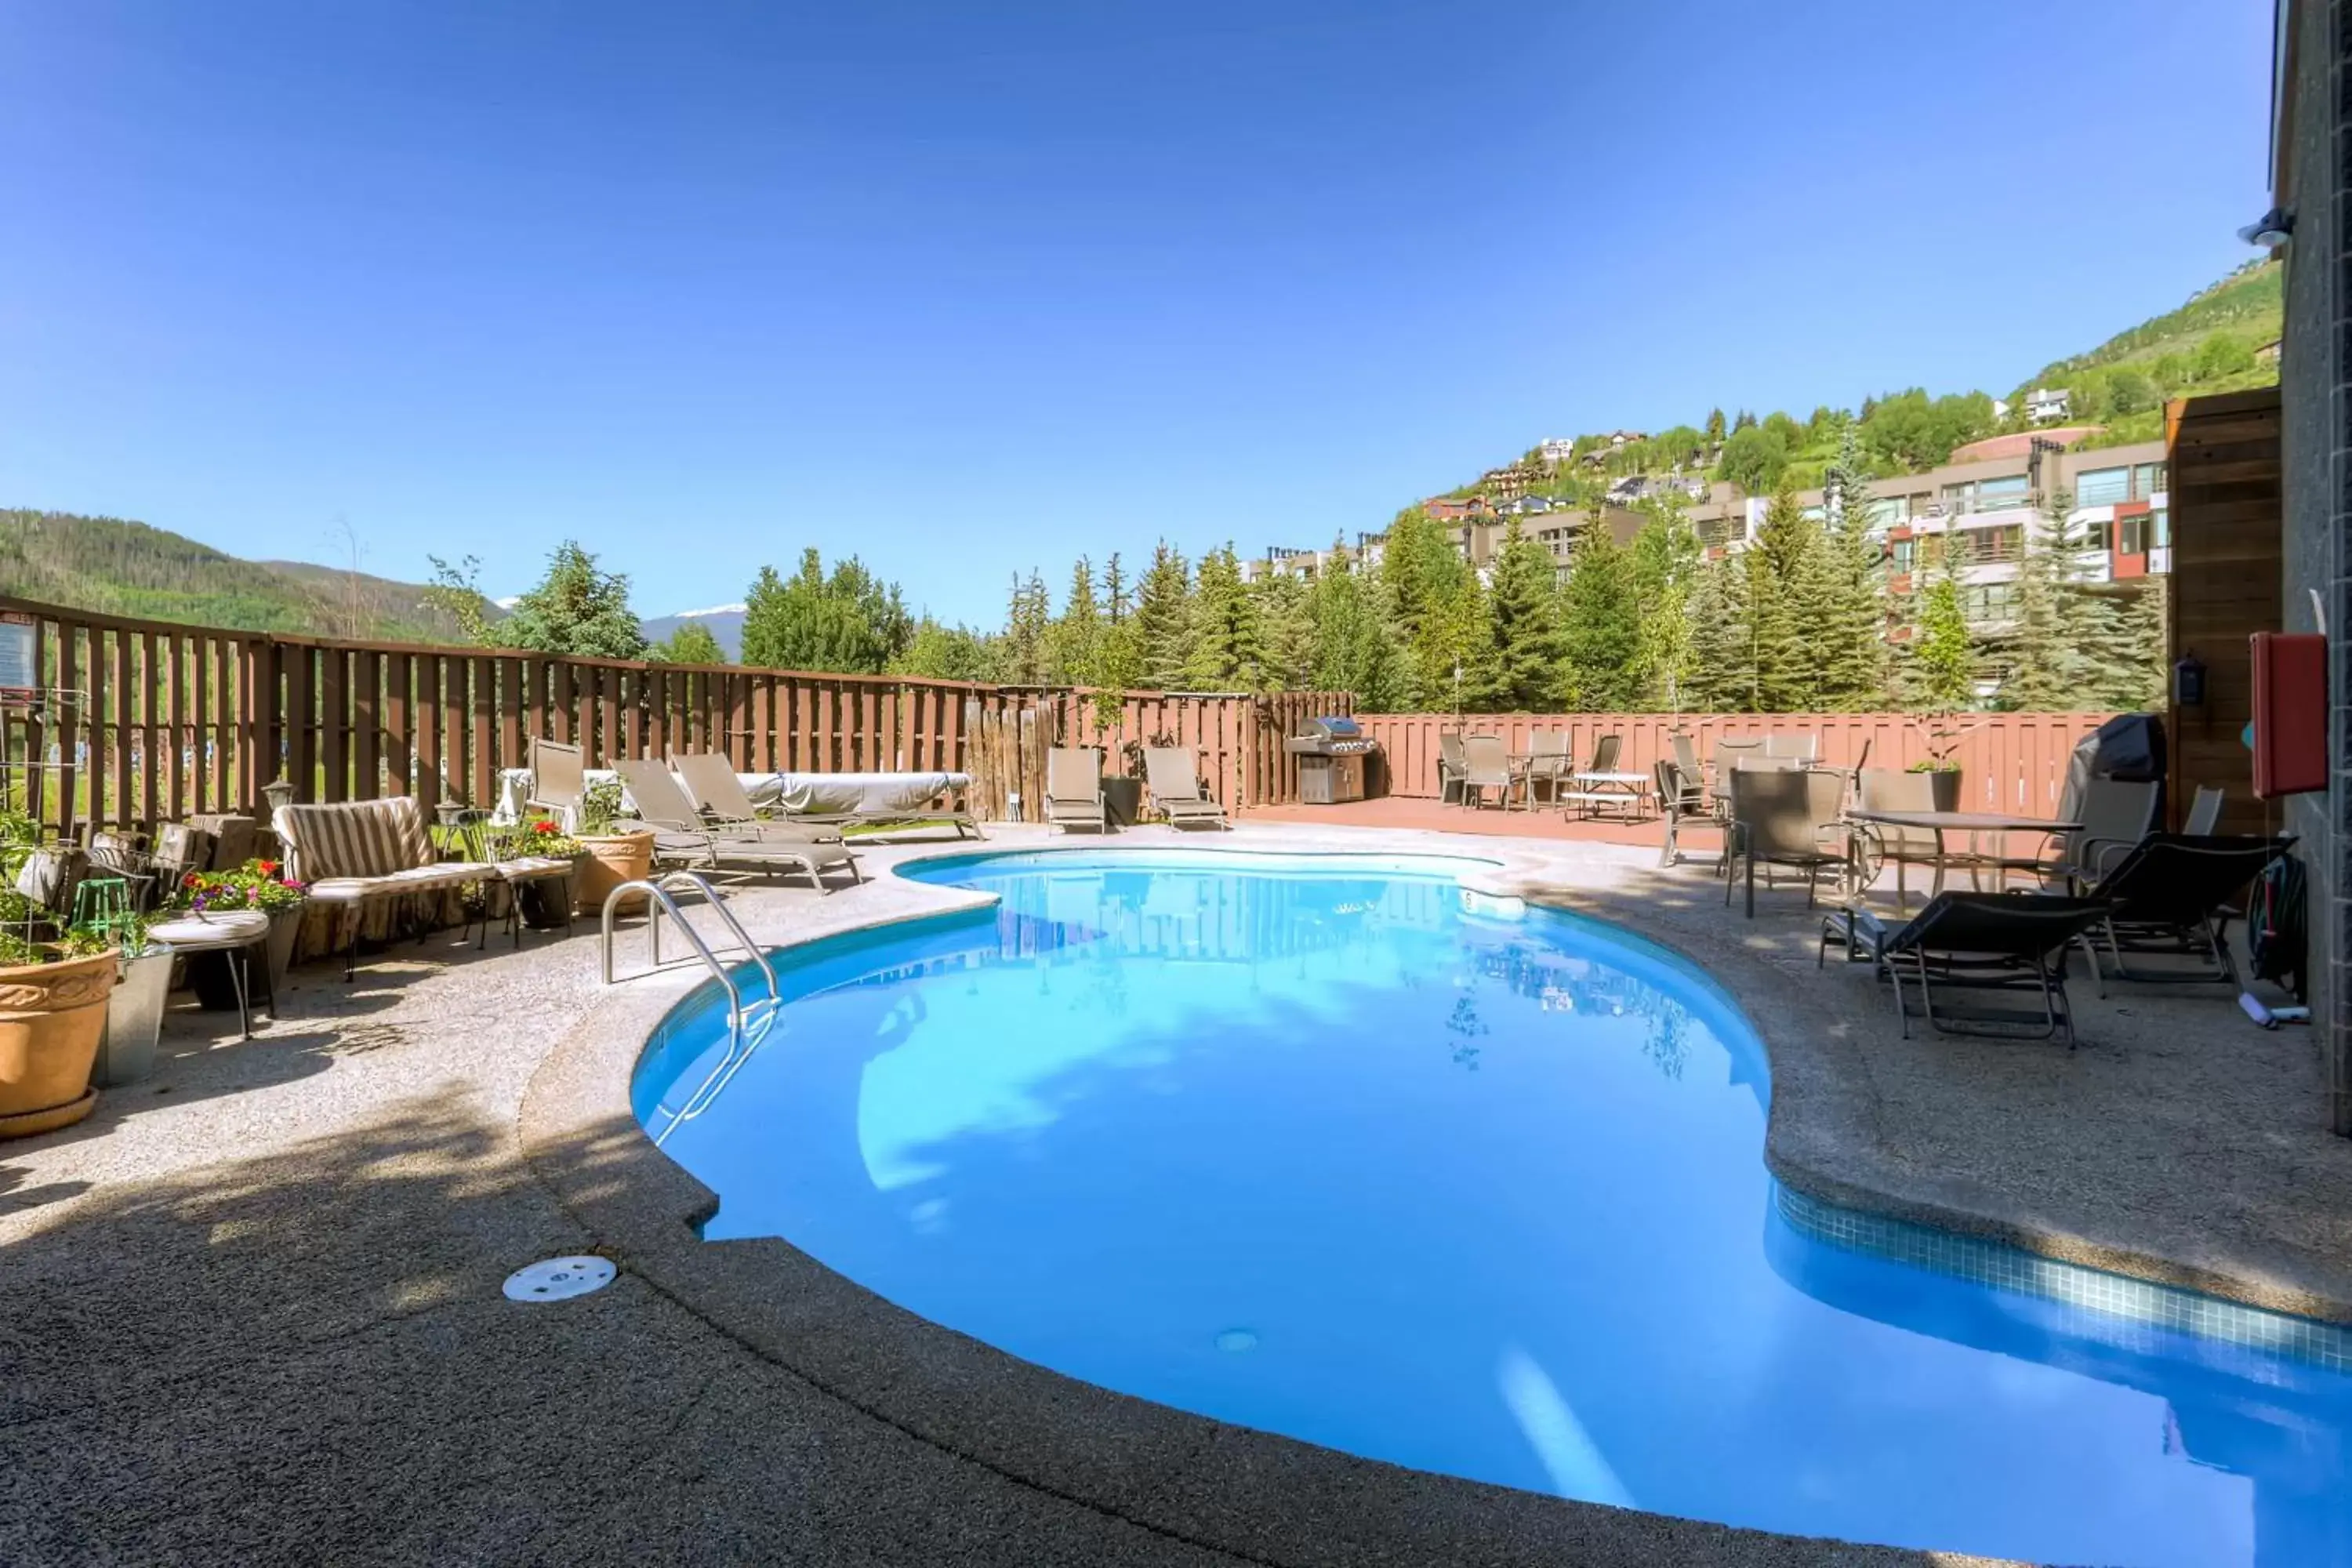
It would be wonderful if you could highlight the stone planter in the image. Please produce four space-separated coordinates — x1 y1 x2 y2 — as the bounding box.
95 945 175 1088
573 832 657 916
1922 768 1963 811
0 949 117 1138
263 906 302 999
1102 776 1143 828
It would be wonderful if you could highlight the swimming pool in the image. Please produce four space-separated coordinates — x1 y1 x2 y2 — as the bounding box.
631 850 2352 1566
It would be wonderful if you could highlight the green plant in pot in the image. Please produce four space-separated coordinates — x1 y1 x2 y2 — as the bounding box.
492 816 586 929
571 775 655 916
85 909 173 1089
1904 712 1982 811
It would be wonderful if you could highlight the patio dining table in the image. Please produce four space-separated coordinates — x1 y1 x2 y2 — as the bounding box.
1845 808 2081 901
1561 769 1653 821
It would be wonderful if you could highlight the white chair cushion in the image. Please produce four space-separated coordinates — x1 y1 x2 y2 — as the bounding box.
149 910 270 950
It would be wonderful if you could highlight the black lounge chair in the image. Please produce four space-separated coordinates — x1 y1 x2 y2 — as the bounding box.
2078 833 2295 993
1819 892 2112 1048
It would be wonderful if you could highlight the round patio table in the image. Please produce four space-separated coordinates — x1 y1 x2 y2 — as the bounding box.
1845 808 2082 901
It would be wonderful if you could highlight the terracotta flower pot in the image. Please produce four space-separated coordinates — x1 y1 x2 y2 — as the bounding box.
573 831 657 916
0 949 118 1139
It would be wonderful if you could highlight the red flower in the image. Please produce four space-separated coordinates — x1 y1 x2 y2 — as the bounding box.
183 873 202 888
256 859 280 876
531 820 557 835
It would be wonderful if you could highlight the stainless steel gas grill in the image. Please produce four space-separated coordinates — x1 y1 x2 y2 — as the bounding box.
1285 716 1377 804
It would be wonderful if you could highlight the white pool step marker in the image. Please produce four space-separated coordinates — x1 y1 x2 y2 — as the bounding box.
504 1256 617 1303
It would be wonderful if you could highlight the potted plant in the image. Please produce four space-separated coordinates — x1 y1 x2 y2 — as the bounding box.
172 859 308 1010
1102 735 1146 828
93 913 172 1089
0 924 118 1139
571 776 655 915
1906 713 1982 811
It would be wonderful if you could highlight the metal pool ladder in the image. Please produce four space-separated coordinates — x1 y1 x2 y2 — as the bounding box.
602 873 782 1143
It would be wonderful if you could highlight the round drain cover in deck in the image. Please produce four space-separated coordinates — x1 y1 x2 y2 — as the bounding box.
503 1256 616 1302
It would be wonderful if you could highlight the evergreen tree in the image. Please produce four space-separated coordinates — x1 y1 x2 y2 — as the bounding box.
1683 555 1754 712
1380 506 1483 706
2110 577 2169 710
1558 517 1639 710
1102 553 1130 624
1628 503 1700 710
892 618 1000 683
1308 546 1409 709
1483 518 1568 710
1815 425 1891 709
1732 409 1758 432
1748 482 1820 710
1704 407 1726 445
994 570 1053 685
1187 544 1265 689
1133 541 1194 689
500 541 648 659
2002 492 2077 711
1903 566 1977 710
1251 570 1316 692
741 548 912 673
1048 556 1102 687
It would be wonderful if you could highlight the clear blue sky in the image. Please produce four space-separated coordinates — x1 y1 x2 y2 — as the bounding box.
0 1 2271 627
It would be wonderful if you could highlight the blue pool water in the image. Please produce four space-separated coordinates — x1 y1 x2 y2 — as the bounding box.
633 851 2352 1566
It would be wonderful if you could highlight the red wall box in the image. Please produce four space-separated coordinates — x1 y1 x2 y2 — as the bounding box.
2251 631 2328 798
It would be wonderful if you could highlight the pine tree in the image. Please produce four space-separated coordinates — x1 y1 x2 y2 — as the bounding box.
1684 555 1754 712
501 541 648 659
1102 553 1130 623
996 570 1053 685
1704 408 1726 445
1748 481 1820 710
1309 545 1409 709
2002 492 2076 711
1628 503 1700 710
1380 506 1483 706
1483 518 1568 710
1815 424 1890 709
1048 556 1102 688
1133 542 1194 689
1903 565 1976 710
1251 570 1316 691
1187 544 1265 689
1558 516 1639 709
2110 576 2169 710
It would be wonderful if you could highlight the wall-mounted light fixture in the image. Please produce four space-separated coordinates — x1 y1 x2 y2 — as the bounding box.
2238 205 2296 246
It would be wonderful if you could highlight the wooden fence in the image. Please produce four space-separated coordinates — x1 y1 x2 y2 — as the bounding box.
1358 710 2118 815
0 595 1349 837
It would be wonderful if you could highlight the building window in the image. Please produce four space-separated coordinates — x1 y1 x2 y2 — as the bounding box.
2117 516 2149 555
1892 539 1915 572
2151 506 2170 549
2075 466 2130 506
1958 525 2023 563
1961 583 2018 621
2134 462 2165 498
1942 475 2031 514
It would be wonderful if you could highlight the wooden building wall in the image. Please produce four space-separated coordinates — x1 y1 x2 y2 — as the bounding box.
2165 387 2283 835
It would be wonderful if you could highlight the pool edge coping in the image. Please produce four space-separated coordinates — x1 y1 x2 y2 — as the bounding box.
517 834 2332 1568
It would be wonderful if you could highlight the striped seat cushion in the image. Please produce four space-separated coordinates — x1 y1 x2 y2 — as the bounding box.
305 862 485 903
275 798 437 884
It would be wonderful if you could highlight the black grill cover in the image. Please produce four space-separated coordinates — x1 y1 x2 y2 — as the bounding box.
2058 713 2167 825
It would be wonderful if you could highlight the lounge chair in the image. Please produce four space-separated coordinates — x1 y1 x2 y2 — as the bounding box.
528 737 586 829
666 751 846 845
1461 735 1515 810
2043 777 2162 891
1045 748 1108 833
1819 891 2113 1048
1725 768 1851 916
2076 833 2294 992
612 760 863 892
1437 731 1468 806
1143 746 1230 829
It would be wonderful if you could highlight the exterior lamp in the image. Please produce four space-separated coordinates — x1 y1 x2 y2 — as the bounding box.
2238 206 2295 247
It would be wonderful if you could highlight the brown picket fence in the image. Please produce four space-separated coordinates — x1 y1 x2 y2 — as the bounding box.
0 595 1350 837
1359 710 2117 815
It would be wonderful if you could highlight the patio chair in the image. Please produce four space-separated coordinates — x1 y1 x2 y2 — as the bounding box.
1764 734 1820 762
611 760 863 892
2182 785 2225 837
1144 746 1230 829
1669 732 1702 783
1522 731 1572 808
2076 833 2294 992
1045 747 1108 833
666 750 846 844
528 737 586 829
1725 768 1851 917
1818 892 2113 1048
1460 735 1516 810
1853 768 1945 906
1654 759 1716 869
1437 731 1468 806
1562 733 1646 819
1711 737 1765 791
2042 778 2162 891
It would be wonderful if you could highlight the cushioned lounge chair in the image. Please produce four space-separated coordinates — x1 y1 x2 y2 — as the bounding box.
612 760 863 893
1819 891 2112 1048
1143 747 1229 829
1045 748 1108 833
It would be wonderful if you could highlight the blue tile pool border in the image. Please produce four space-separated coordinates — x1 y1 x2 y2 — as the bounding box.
1777 1184 2352 1374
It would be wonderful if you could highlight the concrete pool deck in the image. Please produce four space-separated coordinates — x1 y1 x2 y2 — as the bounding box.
4 819 2347 1565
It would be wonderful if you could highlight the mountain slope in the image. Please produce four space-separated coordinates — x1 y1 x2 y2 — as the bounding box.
639 604 746 659
1 510 482 641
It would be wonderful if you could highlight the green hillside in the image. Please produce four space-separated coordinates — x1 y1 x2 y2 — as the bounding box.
0 509 483 641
